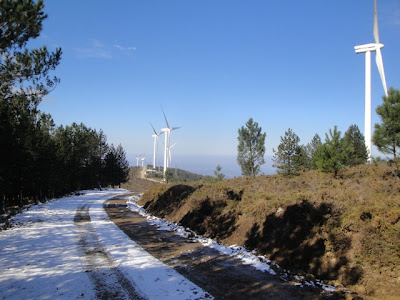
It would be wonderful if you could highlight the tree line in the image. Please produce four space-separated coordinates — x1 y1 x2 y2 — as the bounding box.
237 87 400 177
0 0 129 212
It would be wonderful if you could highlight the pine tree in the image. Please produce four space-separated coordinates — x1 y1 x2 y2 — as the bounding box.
372 87 400 160
0 0 61 206
164 168 174 183
115 144 129 187
0 0 62 102
237 118 266 177
273 128 302 176
307 134 322 170
314 126 348 176
343 124 368 166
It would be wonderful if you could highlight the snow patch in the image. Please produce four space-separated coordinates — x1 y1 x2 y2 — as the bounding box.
0 190 213 300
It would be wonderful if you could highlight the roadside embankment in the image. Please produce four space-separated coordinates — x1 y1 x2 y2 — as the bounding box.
140 163 400 299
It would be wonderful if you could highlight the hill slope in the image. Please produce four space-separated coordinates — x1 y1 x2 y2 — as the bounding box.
140 163 400 299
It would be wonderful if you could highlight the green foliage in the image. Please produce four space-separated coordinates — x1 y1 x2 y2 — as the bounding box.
202 165 226 183
272 128 303 176
54 123 129 192
103 144 129 188
342 124 368 166
0 0 62 104
307 134 322 170
237 118 266 177
373 87 400 160
314 126 348 176
214 165 225 181
164 168 174 183
0 1 129 209
0 0 61 207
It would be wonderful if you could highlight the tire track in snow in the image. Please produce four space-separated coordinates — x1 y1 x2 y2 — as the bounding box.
74 203 145 300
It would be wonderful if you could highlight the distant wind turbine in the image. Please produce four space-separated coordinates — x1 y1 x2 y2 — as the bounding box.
150 122 163 169
161 107 180 177
141 157 146 167
354 0 388 163
135 154 141 167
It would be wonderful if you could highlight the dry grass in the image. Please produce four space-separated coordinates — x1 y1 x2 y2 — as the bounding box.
140 163 400 299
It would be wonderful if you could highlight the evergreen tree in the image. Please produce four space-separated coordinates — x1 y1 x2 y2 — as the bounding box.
343 124 368 166
307 134 322 169
115 144 129 187
237 118 266 177
103 144 129 188
314 126 348 176
272 128 302 176
0 0 61 206
372 87 400 160
164 168 174 183
104 145 118 187
0 0 62 102
214 165 225 181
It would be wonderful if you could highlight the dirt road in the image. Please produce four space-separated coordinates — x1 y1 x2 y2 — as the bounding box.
104 193 353 300
75 201 144 300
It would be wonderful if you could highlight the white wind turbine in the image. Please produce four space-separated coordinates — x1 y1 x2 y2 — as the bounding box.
161 108 180 177
135 154 141 167
150 122 163 169
354 0 388 163
141 157 146 167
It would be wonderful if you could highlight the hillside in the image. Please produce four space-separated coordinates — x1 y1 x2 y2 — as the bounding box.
139 163 400 299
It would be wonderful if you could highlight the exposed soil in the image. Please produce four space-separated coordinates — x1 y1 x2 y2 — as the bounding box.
138 165 400 300
105 193 359 300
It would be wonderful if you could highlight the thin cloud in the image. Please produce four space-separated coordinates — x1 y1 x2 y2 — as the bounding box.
114 44 136 51
73 39 112 59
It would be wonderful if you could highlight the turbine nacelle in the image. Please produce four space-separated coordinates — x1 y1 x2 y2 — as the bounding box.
354 43 384 54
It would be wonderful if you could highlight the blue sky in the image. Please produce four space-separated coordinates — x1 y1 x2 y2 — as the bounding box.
36 1 400 176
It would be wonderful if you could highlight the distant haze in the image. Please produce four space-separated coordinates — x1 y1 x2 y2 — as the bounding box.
129 154 275 178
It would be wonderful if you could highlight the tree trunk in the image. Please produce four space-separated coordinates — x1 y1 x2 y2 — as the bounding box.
1 194 5 214
19 189 23 209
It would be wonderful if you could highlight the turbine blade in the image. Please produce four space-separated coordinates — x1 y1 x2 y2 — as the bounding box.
161 106 170 129
373 0 379 43
375 47 388 97
150 122 157 135
171 127 181 131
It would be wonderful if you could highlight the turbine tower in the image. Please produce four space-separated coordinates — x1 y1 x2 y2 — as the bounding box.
141 157 146 167
135 154 141 167
150 122 163 169
354 0 388 163
161 107 180 178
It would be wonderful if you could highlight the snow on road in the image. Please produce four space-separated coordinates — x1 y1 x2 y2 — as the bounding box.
0 189 212 300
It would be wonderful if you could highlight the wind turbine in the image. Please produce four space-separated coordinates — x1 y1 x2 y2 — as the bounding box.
135 154 141 167
160 107 180 177
141 157 146 167
150 122 163 169
354 0 388 163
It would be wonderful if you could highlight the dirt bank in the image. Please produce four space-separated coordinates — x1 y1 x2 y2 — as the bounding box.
139 164 400 299
105 193 356 299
